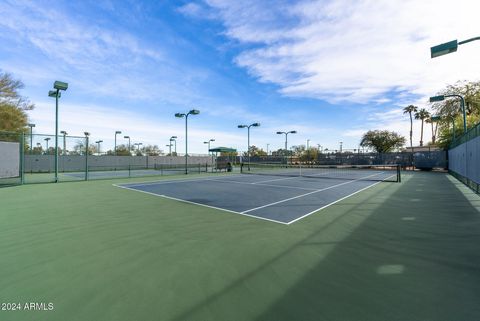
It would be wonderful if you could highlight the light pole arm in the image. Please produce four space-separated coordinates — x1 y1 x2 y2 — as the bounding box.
458 36 480 45
445 94 467 132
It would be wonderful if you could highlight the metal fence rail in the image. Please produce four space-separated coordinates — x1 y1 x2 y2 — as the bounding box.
0 132 214 186
221 151 447 170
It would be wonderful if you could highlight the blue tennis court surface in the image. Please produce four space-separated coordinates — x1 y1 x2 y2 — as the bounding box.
116 171 396 224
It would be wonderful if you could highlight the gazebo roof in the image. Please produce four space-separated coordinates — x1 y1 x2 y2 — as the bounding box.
209 147 237 153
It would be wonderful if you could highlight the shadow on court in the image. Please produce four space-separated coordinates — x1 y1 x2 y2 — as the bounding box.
171 172 480 321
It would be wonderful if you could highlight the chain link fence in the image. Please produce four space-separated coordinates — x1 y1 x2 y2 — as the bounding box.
221 151 447 170
0 132 213 186
448 122 480 193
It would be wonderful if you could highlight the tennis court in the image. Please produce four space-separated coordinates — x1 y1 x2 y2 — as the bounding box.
2 169 480 321
116 164 400 224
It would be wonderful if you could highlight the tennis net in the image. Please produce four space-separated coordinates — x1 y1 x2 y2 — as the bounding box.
240 163 401 182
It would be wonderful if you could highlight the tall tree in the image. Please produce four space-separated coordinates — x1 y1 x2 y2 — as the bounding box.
243 145 267 157
72 140 97 155
141 145 161 156
360 130 406 153
425 116 438 145
107 144 131 156
415 109 430 146
403 105 418 151
430 80 480 145
0 71 34 133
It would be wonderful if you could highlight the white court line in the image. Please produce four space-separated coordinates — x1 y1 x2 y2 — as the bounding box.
241 172 386 214
114 184 288 225
286 180 384 225
114 170 397 225
287 171 399 224
115 174 245 188
213 179 317 191
251 176 301 184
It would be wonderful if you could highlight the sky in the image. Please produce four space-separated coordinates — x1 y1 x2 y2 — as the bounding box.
1 0 480 154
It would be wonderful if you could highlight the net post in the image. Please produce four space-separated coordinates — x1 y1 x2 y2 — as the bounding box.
397 164 401 183
129 164 131 178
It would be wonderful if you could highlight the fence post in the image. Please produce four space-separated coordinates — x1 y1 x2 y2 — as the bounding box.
85 135 89 181
20 132 25 185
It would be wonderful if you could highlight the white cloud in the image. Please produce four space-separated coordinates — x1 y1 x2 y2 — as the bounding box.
0 1 163 68
177 2 214 18
0 0 213 105
27 100 281 154
200 0 480 104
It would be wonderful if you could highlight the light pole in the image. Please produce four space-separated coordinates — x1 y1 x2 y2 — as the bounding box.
124 135 131 155
166 144 172 155
44 137 50 154
95 140 103 155
28 123 35 154
267 143 270 155
431 36 480 58
175 109 200 174
276 130 297 164
204 139 215 169
134 143 143 155
114 131 122 155
430 95 467 133
60 130 67 155
307 139 310 150
84 132 90 180
203 139 215 154
48 80 68 183
170 136 177 155
238 123 260 168
339 142 343 153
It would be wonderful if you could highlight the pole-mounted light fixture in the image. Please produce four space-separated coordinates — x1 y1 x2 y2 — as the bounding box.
48 80 68 182
203 138 215 154
95 140 103 155
175 109 200 174
124 135 131 155
114 131 122 156
431 36 480 58
60 130 68 155
238 123 260 168
84 132 90 180
276 130 297 164
429 94 467 133
170 136 177 155
28 123 35 154
44 137 51 154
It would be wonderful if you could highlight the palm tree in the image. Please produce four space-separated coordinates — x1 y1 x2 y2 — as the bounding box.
425 116 438 145
403 105 418 151
415 108 430 146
